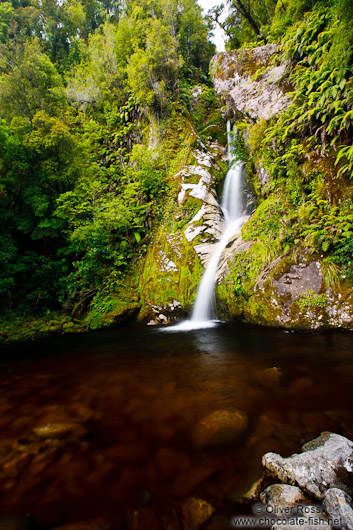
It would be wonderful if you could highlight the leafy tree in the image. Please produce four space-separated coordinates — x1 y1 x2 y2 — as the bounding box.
0 39 66 121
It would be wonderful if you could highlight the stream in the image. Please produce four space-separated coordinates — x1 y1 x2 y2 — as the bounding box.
0 322 352 528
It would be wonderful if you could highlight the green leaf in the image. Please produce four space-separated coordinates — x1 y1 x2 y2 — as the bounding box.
133 231 141 243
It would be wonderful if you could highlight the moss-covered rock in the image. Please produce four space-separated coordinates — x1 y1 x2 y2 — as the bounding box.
218 244 353 330
138 138 227 324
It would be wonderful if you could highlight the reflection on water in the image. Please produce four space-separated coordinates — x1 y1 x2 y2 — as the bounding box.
0 321 352 528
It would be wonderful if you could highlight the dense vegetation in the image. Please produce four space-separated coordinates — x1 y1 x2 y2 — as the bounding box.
1 0 353 339
215 0 353 325
0 0 218 338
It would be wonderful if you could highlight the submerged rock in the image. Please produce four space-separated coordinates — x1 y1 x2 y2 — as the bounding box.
32 422 88 440
193 409 248 448
228 474 268 505
263 432 353 500
181 497 215 530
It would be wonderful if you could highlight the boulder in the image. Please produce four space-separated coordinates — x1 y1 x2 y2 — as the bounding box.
193 409 248 448
32 422 88 440
323 488 353 530
181 497 215 530
260 484 306 507
263 432 353 500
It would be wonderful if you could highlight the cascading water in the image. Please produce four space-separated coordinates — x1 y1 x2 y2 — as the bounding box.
174 122 247 330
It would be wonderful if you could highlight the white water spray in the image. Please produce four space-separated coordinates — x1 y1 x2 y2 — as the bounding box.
174 122 247 331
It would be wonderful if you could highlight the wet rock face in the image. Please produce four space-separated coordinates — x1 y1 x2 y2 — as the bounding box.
263 432 353 500
216 230 253 283
139 138 226 323
192 409 248 448
211 45 290 121
177 149 224 258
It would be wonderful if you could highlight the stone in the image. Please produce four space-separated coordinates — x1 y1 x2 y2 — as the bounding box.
193 409 248 448
211 45 290 121
32 422 88 440
216 223 253 283
323 488 353 530
263 432 353 500
228 475 267 505
272 261 322 301
191 86 202 107
181 497 215 530
260 484 306 507
184 224 207 243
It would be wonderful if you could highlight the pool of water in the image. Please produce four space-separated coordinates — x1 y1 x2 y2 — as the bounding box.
0 321 352 529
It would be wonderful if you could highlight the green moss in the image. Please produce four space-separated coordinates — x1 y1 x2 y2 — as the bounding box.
0 312 85 345
138 224 204 320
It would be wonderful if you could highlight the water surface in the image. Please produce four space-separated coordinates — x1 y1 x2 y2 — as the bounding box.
0 321 352 528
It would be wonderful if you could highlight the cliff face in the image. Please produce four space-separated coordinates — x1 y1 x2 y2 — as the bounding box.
211 45 289 121
211 45 353 330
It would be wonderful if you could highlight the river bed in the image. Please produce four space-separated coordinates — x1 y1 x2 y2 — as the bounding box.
0 321 352 529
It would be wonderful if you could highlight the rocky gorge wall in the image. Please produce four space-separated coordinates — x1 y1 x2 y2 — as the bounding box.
133 43 353 331
209 45 353 330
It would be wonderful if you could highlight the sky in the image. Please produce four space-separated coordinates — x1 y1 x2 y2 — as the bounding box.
197 0 228 51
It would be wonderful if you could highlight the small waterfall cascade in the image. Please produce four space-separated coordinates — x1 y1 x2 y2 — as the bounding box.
174 121 247 330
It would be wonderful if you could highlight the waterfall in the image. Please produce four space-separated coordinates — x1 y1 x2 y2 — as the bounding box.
174 122 247 330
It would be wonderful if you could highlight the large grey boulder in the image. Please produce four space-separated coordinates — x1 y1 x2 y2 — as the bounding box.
263 432 353 500
323 488 353 530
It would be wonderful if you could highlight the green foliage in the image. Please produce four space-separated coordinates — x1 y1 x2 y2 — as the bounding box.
297 289 328 310
0 39 66 121
241 2 353 290
189 84 225 142
0 0 217 328
321 258 342 289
